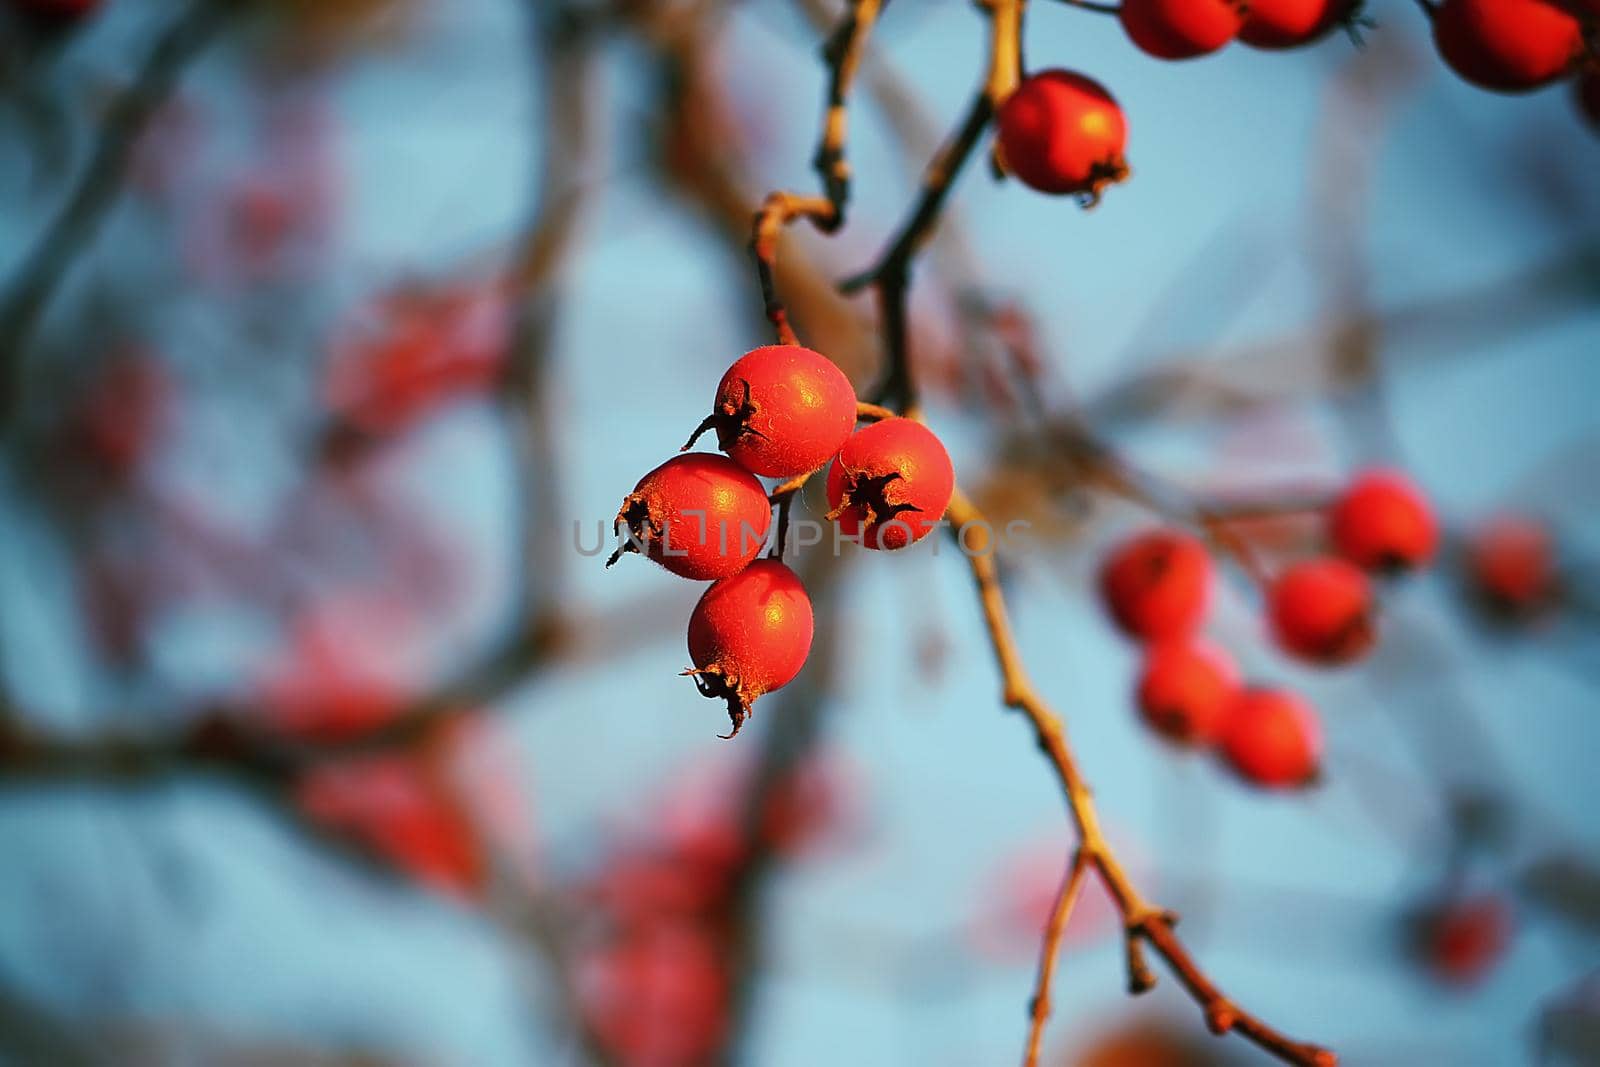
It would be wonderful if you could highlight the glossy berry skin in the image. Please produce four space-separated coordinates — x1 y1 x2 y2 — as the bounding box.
1433 0 1581 93
1221 688 1322 788
1329 469 1439 573
687 345 856 478
1239 0 1353 49
1268 557 1375 664
1099 530 1212 642
1466 515 1555 615
611 454 771 581
686 560 814 737
1119 0 1245 60
1136 640 1239 746
825 418 955 551
997 70 1130 202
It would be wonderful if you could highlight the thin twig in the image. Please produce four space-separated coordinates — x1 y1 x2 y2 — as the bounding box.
0 0 235 425
1022 848 1090 1066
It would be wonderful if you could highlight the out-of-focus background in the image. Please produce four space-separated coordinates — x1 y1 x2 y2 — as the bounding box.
0 1 1597 1064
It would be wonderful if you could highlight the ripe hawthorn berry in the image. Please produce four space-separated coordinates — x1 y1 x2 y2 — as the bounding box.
1098 530 1212 642
1136 639 1240 746
1329 469 1439 573
683 344 857 478
1221 688 1322 788
1119 0 1245 60
1239 0 1356 49
685 560 813 737
609 453 771 581
825 417 955 551
1433 0 1581 93
1268 557 1375 664
1466 515 1556 615
996 70 1130 204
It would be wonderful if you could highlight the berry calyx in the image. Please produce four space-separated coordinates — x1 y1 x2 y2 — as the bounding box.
1119 0 1246 60
1136 639 1240 746
685 560 814 737
1466 515 1556 616
1433 0 1582 93
1329 469 1439 573
1221 688 1322 788
996 70 1130 205
1239 0 1358 49
683 345 857 478
1268 557 1376 664
825 418 955 551
609 454 772 581
1099 530 1212 642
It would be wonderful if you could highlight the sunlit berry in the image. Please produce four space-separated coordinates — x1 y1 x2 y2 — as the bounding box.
1433 0 1581 93
685 560 813 737
610 454 772 581
997 70 1130 203
825 418 955 550
1119 0 1245 60
685 344 857 478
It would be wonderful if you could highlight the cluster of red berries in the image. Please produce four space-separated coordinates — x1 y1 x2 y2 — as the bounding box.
992 0 1597 208
609 344 955 737
1101 469 1437 788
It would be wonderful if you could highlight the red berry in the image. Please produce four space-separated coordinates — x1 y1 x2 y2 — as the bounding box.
685 560 813 737
825 418 955 551
1099 530 1212 642
1119 0 1245 59
685 344 857 478
1221 688 1322 788
1268 557 1375 664
1329 469 1439 573
1433 0 1581 93
1414 893 1513 987
610 454 772 581
1136 639 1240 746
577 922 730 1066
1466 515 1556 615
996 70 1130 203
1576 70 1600 133
1239 0 1354 49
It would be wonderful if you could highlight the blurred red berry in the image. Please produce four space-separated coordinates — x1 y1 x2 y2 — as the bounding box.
1099 530 1212 642
1433 0 1581 93
1329 469 1439 573
610 454 772 581
686 560 813 737
825 417 955 550
1119 0 1245 59
10 0 100 25
1466 515 1557 615
577 922 730 1067
1239 0 1355 48
63 353 170 483
1268 557 1375 664
1414 893 1513 987
686 345 856 478
1136 639 1240 746
997 70 1130 203
295 752 485 897
326 282 508 437
1221 688 1322 788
